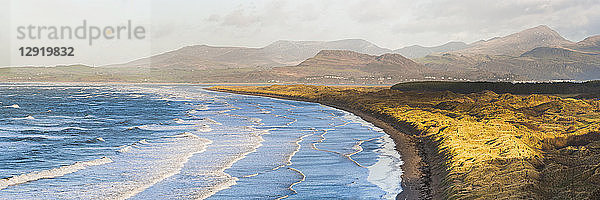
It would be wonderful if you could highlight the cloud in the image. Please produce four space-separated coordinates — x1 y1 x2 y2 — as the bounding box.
178 0 600 49
221 9 261 27
386 0 600 43
13 0 598 66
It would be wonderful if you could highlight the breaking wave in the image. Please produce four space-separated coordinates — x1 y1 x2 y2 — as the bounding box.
0 157 113 190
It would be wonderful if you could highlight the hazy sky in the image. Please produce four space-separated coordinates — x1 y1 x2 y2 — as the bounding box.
2 0 600 67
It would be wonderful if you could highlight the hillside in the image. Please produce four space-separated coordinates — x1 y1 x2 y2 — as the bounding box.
1 25 598 83
270 50 426 84
454 25 575 56
105 39 392 69
570 35 600 53
393 41 468 58
417 27 600 81
261 39 392 64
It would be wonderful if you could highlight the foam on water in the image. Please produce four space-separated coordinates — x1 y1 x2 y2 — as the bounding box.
117 139 151 153
5 104 20 109
341 111 404 199
0 157 113 190
11 116 35 120
190 125 270 199
0 85 405 199
111 135 212 199
367 136 404 199
0 125 89 132
47 133 214 200
116 145 133 153
342 112 385 133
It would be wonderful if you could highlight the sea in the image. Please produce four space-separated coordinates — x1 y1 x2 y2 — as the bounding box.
0 84 403 199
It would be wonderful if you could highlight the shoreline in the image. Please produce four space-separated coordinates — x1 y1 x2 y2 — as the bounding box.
206 88 445 200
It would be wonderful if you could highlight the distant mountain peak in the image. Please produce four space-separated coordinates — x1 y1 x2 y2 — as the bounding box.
578 35 600 45
308 50 417 66
266 38 374 47
531 24 552 30
337 38 370 42
393 41 469 58
276 49 425 81
519 25 563 37
445 41 467 45
573 35 600 53
376 53 418 65
307 50 375 63
315 49 365 56
455 25 574 56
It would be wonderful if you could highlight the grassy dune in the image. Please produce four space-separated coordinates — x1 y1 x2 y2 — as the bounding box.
210 84 600 199
392 81 600 95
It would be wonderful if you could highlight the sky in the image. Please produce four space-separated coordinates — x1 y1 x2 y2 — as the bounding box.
2 0 600 67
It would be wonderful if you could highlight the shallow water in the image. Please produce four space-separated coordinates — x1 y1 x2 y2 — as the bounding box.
0 84 403 199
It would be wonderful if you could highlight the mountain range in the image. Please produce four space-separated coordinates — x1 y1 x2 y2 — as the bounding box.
1 25 598 83
268 50 425 84
452 25 575 56
106 39 392 69
393 42 469 58
418 25 600 81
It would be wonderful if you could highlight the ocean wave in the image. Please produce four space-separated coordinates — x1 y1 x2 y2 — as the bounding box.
4 104 20 109
173 118 186 124
128 94 146 98
11 115 35 120
203 118 222 125
137 139 150 145
134 124 194 131
367 136 404 200
0 133 66 141
134 119 217 133
0 125 89 132
69 94 93 99
198 124 212 132
117 139 151 153
173 118 214 125
195 105 209 110
335 110 404 199
341 111 384 132
0 157 113 190
164 132 200 139
175 117 220 124
103 134 212 199
117 146 134 153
